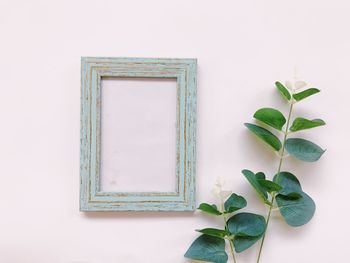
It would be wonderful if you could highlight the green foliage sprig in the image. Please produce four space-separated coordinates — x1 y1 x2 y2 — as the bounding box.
184 80 326 263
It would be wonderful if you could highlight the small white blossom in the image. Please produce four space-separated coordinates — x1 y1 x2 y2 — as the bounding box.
212 177 232 201
285 80 307 92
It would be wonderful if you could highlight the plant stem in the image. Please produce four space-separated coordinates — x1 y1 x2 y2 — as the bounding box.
256 99 295 263
228 237 237 263
224 215 237 263
220 197 237 263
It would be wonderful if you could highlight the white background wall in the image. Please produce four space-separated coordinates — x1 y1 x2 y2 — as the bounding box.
0 0 349 262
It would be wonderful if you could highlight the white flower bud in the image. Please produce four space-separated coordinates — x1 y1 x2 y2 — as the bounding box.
285 80 307 92
294 80 307 90
212 177 232 201
285 80 293 91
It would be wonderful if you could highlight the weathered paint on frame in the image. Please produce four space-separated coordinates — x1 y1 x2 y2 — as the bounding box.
80 57 197 211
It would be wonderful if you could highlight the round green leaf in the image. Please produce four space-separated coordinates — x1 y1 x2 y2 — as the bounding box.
196 228 229 238
198 203 222 215
224 193 247 213
274 172 316 227
184 234 228 263
290 117 326 132
257 179 282 193
293 88 320 102
254 108 286 131
285 138 326 162
275 81 291 101
255 172 266 180
273 172 303 199
279 191 303 199
242 170 269 204
244 123 282 151
233 234 263 253
227 212 266 237
273 172 302 192
273 172 302 199
276 191 316 227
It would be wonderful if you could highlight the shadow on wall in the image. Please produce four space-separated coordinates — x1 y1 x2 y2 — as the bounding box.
81 211 194 220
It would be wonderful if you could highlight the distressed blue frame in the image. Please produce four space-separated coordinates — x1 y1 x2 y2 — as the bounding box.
80 57 197 211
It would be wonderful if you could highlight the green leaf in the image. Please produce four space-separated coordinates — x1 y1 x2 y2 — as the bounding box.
273 172 302 192
273 172 303 199
244 123 282 151
227 213 266 237
184 234 228 263
224 193 247 213
293 88 320 101
198 203 222 215
274 172 316 227
255 172 266 180
196 228 229 238
257 179 282 193
276 192 316 227
275 81 291 101
290 117 326 132
242 170 270 204
279 191 303 199
227 213 266 253
254 108 286 131
285 138 326 162
233 235 263 253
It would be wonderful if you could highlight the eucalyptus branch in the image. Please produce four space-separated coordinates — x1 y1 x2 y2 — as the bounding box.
185 80 326 263
256 96 294 263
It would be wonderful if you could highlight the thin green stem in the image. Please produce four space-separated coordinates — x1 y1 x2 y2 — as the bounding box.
220 198 237 263
224 215 237 263
228 237 237 263
256 99 295 263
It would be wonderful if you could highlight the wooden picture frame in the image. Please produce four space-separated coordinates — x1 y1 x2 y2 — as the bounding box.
80 57 197 211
